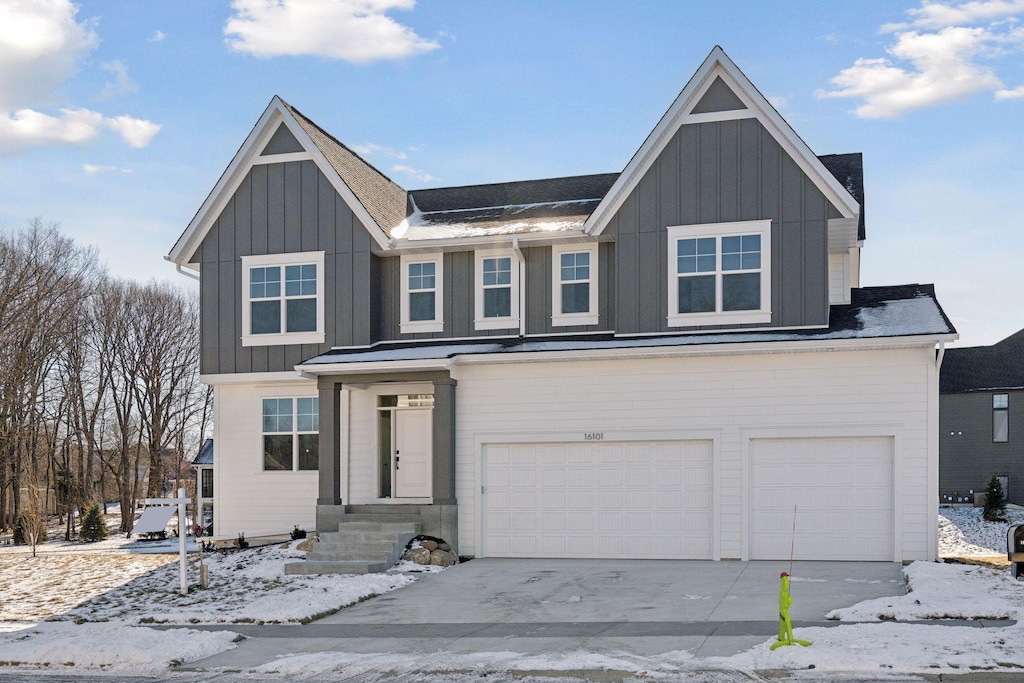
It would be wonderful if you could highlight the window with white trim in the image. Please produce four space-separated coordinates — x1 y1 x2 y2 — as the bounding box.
400 254 444 333
552 243 599 326
242 252 325 346
994 393 1009 443
475 250 520 330
262 396 319 471
667 220 771 327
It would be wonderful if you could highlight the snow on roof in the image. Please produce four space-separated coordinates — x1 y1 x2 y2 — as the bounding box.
301 285 955 368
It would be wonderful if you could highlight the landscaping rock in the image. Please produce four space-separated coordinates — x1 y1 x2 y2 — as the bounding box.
437 542 451 552
420 540 438 551
429 549 457 566
404 547 431 565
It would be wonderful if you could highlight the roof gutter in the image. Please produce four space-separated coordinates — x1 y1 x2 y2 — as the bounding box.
512 237 526 337
171 259 200 281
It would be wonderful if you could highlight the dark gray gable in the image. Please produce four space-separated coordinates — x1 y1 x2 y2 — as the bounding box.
691 76 747 114
261 123 304 155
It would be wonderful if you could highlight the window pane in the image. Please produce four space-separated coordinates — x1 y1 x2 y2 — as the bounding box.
484 287 511 318
263 435 292 471
483 257 511 286
264 267 280 298
562 282 590 314
263 398 292 433
285 264 316 298
994 394 1008 409
286 298 317 332
410 291 435 321
678 275 715 313
696 255 716 272
251 300 280 334
201 469 213 498
994 410 1009 442
723 272 760 311
296 397 318 432
723 233 761 272
298 434 319 470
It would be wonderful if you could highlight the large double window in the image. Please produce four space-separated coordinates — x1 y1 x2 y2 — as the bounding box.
262 396 319 471
667 220 771 327
242 252 325 346
551 244 599 326
400 254 444 333
475 250 520 330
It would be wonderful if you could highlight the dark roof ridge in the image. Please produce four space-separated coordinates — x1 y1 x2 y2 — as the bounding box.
410 171 620 194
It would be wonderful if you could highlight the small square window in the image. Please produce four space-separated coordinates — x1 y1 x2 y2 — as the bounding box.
994 394 1008 409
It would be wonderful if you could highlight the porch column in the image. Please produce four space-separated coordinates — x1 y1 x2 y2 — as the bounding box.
431 377 457 505
316 379 342 506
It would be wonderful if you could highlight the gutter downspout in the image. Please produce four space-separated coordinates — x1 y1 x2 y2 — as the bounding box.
935 341 946 370
176 263 200 281
512 237 526 337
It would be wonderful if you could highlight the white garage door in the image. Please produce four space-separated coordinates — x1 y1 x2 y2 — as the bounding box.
749 437 894 561
482 440 713 559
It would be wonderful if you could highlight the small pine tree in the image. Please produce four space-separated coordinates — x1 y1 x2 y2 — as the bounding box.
983 475 1008 522
80 503 109 542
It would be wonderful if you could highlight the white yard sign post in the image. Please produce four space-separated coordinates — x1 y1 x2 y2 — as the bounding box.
140 488 191 596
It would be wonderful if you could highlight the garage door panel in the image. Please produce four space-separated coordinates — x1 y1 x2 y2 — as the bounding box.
750 437 894 561
484 440 713 559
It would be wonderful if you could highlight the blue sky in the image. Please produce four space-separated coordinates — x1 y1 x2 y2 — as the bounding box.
1 0 1022 347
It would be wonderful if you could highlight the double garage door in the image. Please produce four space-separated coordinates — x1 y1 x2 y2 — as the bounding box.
481 436 894 561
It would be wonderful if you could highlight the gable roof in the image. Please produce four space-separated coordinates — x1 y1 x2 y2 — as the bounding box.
584 46 861 237
394 174 619 242
192 438 214 466
283 102 407 236
941 328 1024 393
166 97 401 266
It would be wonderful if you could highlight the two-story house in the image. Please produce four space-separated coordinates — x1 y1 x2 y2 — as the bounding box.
167 47 956 563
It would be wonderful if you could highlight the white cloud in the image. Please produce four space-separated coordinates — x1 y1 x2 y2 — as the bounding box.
821 1 1024 118
83 164 131 174
996 84 1024 97
0 0 161 153
391 164 436 183
100 60 139 99
0 0 98 110
0 108 160 154
149 30 166 42
224 0 439 62
884 0 1024 30
352 141 408 160
105 115 161 148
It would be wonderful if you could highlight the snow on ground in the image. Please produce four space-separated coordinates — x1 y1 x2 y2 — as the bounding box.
2 508 1024 677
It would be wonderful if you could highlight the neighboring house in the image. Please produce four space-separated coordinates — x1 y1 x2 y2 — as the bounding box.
192 438 214 533
940 329 1024 506
167 47 956 562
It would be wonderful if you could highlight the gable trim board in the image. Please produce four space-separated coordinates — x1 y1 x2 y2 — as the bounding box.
584 47 859 239
166 97 394 267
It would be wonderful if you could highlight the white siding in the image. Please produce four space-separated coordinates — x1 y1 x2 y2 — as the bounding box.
828 252 851 304
451 346 937 561
213 379 318 536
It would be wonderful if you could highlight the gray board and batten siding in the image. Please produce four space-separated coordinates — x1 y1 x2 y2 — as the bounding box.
604 116 836 334
196 159 375 375
940 389 1024 505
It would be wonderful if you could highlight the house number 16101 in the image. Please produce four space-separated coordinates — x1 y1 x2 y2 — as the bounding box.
584 433 603 441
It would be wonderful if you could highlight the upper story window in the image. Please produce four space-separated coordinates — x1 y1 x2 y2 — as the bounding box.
262 396 319 471
475 250 520 330
666 220 771 327
241 252 325 347
552 243 599 327
400 254 444 334
994 393 1009 443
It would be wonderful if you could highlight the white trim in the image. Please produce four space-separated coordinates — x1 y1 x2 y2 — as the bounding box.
683 109 756 124
251 151 313 165
474 249 520 331
666 220 771 327
584 47 860 238
296 334 956 377
167 97 392 265
400 254 444 334
241 251 326 347
551 243 599 327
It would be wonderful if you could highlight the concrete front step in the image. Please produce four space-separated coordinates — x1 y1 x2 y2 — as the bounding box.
284 560 387 575
340 513 422 525
347 504 425 515
284 519 421 575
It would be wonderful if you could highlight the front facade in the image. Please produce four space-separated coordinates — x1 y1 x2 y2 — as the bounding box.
168 48 955 562
940 329 1024 505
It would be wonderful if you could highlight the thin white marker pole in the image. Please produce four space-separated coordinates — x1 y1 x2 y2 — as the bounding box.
178 488 187 596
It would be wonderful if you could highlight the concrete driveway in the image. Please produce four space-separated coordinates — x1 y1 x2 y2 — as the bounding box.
186 558 906 673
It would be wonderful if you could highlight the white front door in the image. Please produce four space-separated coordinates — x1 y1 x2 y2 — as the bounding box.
394 408 432 498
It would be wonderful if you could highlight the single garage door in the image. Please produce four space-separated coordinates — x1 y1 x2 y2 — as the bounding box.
482 440 712 559
749 437 894 561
